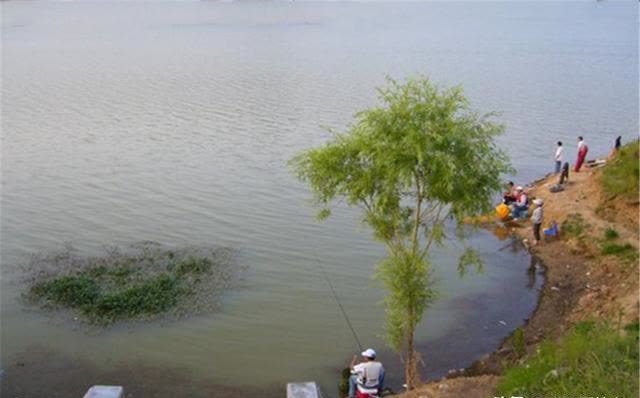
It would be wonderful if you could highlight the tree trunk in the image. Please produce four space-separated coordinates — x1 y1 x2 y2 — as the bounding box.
404 309 418 390
405 177 421 390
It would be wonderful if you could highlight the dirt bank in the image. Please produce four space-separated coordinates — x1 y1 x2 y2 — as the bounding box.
402 163 639 398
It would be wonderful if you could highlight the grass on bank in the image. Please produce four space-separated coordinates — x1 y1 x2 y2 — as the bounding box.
561 213 588 239
601 140 639 201
496 321 639 398
604 227 619 240
599 227 638 264
26 247 228 324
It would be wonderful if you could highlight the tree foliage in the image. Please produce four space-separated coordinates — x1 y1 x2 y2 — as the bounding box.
291 77 512 388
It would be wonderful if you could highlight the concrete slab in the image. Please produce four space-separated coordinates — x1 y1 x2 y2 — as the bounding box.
83 385 124 398
286 382 323 398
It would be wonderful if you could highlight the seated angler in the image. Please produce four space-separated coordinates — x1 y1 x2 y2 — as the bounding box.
502 181 517 204
511 186 529 220
348 349 385 398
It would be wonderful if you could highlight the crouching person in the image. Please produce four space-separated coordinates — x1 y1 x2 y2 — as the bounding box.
348 349 385 398
511 186 529 220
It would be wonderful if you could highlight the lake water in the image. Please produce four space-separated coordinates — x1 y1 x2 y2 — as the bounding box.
1 1 637 397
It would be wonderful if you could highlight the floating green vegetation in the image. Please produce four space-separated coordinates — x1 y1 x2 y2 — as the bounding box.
24 244 235 324
496 321 639 398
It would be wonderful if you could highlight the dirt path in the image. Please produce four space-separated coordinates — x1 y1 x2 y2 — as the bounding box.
401 165 639 398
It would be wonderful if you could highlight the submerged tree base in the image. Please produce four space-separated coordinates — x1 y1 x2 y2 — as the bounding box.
23 242 237 325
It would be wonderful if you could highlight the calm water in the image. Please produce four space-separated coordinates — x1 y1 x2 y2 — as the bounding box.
1 1 637 396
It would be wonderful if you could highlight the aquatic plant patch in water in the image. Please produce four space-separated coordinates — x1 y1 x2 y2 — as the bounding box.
24 243 236 324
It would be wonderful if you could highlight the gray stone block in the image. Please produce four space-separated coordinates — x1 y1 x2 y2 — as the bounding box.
83 385 124 398
286 382 323 398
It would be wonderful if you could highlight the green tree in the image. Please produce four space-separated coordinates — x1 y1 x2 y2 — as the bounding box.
291 77 512 389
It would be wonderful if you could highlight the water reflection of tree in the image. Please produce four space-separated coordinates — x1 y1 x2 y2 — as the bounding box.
492 226 512 241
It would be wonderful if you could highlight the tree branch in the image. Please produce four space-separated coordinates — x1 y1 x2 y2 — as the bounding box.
412 173 422 253
421 203 445 258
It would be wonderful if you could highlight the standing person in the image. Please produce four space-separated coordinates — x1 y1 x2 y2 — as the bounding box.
609 136 622 159
559 162 570 185
348 349 385 398
574 136 589 172
531 199 544 246
554 141 563 174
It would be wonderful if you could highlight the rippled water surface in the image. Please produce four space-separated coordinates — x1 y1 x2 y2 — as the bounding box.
1 1 637 396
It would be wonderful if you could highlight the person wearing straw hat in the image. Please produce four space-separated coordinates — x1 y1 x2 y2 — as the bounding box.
348 348 385 398
531 198 544 246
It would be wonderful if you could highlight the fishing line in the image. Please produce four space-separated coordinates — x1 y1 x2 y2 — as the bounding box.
312 246 364 353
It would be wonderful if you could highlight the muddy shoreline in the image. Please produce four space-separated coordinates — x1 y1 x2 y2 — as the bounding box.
464 245 588 376
409 167 639 397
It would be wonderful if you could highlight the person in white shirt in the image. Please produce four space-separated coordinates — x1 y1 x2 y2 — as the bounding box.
554 141 563 174
348 348 385 398
530 199 544 246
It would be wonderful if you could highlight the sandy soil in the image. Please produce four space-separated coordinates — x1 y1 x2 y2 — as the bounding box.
400 376 499 398
402 163 639 398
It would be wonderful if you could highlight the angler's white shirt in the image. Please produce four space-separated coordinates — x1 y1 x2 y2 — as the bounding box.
578 140 585 151
517 193 528 207
353 361 383 388
555 146 563 162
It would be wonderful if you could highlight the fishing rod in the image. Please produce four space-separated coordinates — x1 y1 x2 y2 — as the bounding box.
312 248 400 397
312 246 364 353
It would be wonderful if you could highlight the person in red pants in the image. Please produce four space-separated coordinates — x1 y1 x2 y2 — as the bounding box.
574 136 588 172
